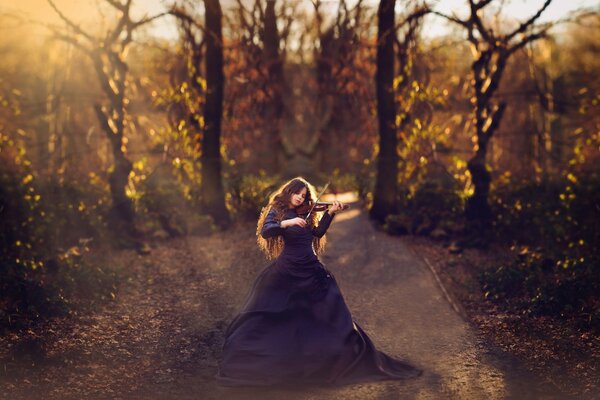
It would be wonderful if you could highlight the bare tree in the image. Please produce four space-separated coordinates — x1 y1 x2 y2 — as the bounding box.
370 0 397 223
226 0 295 171
309 0 369 171
262 0 286 169
47 0 165 243
203 0 231 227
370 0 429 224
435 0 555 229
169 0 231 228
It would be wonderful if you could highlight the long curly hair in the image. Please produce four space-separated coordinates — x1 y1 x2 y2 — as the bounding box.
256 177 327 260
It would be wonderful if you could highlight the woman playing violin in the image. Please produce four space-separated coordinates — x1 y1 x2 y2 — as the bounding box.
215 176 422 387
280 185 345 229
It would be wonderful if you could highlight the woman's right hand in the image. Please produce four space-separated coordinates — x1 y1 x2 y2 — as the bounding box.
281 217 307 229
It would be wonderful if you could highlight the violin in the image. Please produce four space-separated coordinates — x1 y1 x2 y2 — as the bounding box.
295 201 350 216
295 182 349 221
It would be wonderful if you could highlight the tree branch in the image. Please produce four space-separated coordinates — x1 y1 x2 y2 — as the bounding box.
132 12 168 29
470 0 494 12
105 0 129 13
93 103 117 137
483 102 506 140
169 7 207 35
505 0 552 41
508 29 550 55
395 6 430 31
47 0 95 42
431 10 469 29
468 0 493 43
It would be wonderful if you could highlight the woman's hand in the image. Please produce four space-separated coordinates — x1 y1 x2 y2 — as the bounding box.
281 217 307 228
329 200 344 215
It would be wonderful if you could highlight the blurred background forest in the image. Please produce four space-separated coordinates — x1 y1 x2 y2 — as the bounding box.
0 0 598 350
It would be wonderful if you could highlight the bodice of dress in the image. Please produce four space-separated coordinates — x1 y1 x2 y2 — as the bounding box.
261 207 335 265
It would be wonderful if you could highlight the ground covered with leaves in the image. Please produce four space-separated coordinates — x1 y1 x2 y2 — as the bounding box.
0 221 263 399
404 236 600 399
1 209 597 400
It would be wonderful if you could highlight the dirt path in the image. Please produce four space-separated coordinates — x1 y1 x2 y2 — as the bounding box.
1 204 575 400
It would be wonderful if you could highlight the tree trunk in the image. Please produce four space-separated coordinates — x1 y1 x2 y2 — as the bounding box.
202 0 230 228
370 0 398 224
466 96 494 227
263 0 285 171
464 52 507 232
109 147 135 226
93 104 137 237
465 148 492 227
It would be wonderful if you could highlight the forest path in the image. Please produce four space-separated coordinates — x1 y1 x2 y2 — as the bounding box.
1 201 571 400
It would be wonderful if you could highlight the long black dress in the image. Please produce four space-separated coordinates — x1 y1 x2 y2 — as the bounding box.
215 207 422 387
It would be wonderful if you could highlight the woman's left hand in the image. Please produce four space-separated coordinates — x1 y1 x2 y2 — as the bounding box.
329 200 344 214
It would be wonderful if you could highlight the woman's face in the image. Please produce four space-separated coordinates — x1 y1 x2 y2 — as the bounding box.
289 186 307 208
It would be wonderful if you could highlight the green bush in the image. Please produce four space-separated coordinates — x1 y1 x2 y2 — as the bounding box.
490 173 600 258
137 162 191 236
479 251 599 332
470 172 600 332
384 178 463 236
0 143 117 332
327 170 360 194
226 172 280 220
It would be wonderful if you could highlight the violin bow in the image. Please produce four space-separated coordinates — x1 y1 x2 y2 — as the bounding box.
304 182 330 221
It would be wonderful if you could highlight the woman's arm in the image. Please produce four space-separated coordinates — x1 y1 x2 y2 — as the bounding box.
261 208 285 239
312 210 335 238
